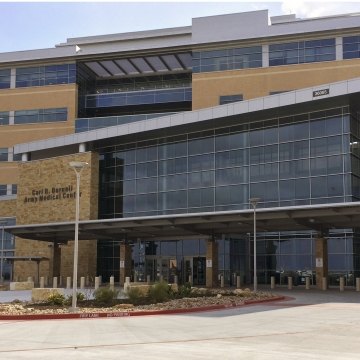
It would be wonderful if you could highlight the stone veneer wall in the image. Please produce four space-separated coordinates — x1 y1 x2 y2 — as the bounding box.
14 152 99 282
0 199 16 218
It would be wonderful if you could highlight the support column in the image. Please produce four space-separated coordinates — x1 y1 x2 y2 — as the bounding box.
206 238 218 288
315 234 328 290
119 243 132 286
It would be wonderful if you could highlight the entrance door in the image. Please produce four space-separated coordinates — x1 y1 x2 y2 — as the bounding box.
183 257 206 286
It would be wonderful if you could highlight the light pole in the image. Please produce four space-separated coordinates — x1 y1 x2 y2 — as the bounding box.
0 220 6 283
249 198 260 292
69 161 88 311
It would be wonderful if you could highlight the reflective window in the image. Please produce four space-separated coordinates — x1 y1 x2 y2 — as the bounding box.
0 69 10 89
14 108 67 124
0 111 9 125
343 35 360 59
0 148 8 162
219 94 243 105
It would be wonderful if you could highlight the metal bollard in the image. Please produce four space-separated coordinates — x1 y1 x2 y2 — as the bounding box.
305 276 310 290
53 277 58 288
66 276 71 289
174 275 178 285
322 277 327 291
270 276 275 289
356 277 360 292
80 277 85 289
339 276 345 292
40 277 45 288
94 276 100 290
236 275 241 289
288 276 293 290
220 275 224 288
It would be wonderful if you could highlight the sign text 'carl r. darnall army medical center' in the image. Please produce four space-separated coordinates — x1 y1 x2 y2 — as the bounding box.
23 185 81 204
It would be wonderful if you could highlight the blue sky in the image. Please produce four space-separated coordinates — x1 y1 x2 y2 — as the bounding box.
1 1 360 53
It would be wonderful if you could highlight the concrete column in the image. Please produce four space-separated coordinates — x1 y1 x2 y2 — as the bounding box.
80 276 85 289
110 276 114 290
305 277 310 290
66 276 71 289
119 243 132 286
9 110 14 126
21 153 29 162
339 276 345 292
336 36 343 61
322 277 327 291
288 277 293 290
53 277 58 288
315 235 328 290
10 68 16 88
94 276 100 290
40 277 45 288
356 277 360 292
236 275 241 289
206 238 218 288
262 44 269 68
270 276 275 289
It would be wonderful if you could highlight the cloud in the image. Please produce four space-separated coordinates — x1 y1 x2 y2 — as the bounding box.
281 0 360 18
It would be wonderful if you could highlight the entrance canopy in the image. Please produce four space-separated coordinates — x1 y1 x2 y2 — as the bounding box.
5 202 360 243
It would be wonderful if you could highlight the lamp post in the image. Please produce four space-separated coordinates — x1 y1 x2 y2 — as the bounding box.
69 161 88 311
249 198 260 292
0 220 6 283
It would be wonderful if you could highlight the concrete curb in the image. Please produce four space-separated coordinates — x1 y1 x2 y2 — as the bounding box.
0 296 286 321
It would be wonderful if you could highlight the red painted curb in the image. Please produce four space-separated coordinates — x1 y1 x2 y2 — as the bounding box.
0 296 286 321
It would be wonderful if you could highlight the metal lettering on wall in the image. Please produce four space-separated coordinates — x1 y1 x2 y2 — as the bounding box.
23 185 81 203
313 88 329 97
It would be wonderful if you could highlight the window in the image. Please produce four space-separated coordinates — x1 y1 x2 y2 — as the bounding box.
0 112 9 125
269 38 335 66
0 148 8 162
0 69 10 89
219 94 243 105
11 184 17 195
0 185 6 196
193 46 262 73
16 63 76 88
14 108 67 124
343 35 360 59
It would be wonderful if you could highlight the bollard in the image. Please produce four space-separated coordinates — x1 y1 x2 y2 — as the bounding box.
66 276 71 289
110 276 114 290
236 275 241 289
146 275 151 284
40 277 45 288
188 275 192 285
159 275 163 283
125 276 130 284
356 277 360 292
288 277 293 290
94 276 100 290
27 276 33 283
220 275 224 288
174 275 178 285
339 276 345 292
322 277 327 291
305 276 310 290
53 277 58 288
271 276 275 289
80 277 85 289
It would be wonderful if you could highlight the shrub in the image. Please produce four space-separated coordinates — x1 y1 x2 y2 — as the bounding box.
148 281 171 303
176 282 192 298
64 292 85 306
127 286 147 305
93 287 119 306
47 293 65 306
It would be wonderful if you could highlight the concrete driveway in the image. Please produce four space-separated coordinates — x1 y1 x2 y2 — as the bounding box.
0 288 359 359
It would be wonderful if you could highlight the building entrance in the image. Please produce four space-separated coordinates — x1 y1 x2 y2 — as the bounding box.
183 256 206 286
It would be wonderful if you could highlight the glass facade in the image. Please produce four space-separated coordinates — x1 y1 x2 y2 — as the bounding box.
0 69 10 89
219 95 243 105
98 105 351 218
0 112 9 126
0 148 8 162
269 38 336 66
0 218 16 281
15 64 76 88
343 35 360 59
193 46 262 73
14 108 67 125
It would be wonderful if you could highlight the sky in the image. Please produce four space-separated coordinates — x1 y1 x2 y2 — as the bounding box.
0 0 360 53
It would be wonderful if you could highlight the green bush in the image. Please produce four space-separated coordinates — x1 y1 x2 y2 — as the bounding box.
127 286 148 305
148 281 171 303
64 292 85 306
176 282 192 298
47 293 65 306
93 287 119 306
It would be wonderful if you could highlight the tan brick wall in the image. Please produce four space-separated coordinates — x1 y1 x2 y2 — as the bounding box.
14 151 99 281
0 198 16 217
192 59 360 109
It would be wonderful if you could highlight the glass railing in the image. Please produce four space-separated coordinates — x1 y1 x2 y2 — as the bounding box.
75 112 177 133
85 87 192 108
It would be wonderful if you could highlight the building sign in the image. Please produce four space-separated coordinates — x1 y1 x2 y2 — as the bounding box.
120 261 125 268
316 257 323 268
313 88 329 97
23 185 80 204
206 259 212 268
